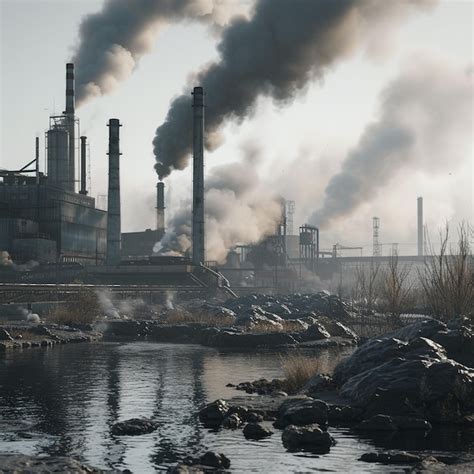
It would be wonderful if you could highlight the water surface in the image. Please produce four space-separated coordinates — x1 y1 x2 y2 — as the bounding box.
0 342 471 472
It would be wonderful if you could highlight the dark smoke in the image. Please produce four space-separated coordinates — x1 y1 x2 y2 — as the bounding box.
71 0 250 106
153 0 436 179
310 55 473 227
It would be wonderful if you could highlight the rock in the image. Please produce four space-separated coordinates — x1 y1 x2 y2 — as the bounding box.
358 415 398 431
30 325 55 337
221 413 242 429
300 322 331 341
327 404 363 423
360 451 422 464
198 452 231 469
281 424 334 453
323 320 359 341
0 328 14 341
0 454 101 473
276 398 328 428
235 378 286 395
243 423 273 440
199 400 229 429
392 416 432 431
301 373 336 396
111 418 159 436
334 335 474 423
247 411 264 423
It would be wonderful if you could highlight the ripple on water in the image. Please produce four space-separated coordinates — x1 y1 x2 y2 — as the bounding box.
0 341 471 473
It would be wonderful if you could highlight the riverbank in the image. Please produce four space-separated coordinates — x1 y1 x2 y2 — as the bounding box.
188 317 474 471
0 322 102 351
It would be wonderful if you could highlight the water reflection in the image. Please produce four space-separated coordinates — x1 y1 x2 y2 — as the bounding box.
0 342 471 473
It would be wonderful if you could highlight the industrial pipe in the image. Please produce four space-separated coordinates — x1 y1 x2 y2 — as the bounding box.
65 63 75 192
156 181 165 233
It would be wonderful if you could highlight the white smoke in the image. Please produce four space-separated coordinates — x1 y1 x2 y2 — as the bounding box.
309 54 474 228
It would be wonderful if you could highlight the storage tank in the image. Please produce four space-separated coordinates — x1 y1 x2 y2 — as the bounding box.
47 127 69 189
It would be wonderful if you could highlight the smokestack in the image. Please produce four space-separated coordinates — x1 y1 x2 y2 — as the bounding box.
79 136 87 195
35 137 40 184
417 196 423 256
106 119 122 265
192 86 205 265
156 181 165 234
66 63 75 192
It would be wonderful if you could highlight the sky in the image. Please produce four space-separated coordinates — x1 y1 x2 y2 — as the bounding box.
0 0 473 256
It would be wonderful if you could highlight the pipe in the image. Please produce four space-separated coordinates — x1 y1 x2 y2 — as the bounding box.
66 63 75 192
106 119 122 265
79 136 87 195
156 181 165 234
417 196 423 256
192 86 205 265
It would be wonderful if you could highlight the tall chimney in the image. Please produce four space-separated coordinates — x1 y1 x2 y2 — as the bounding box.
106 119 122 265
156 181 165 234
192 86 205 265
65 63 75 193
417 196 423 256
79 136 87 195
35 136 40 184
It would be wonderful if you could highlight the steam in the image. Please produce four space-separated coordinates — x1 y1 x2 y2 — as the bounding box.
158 159 283 263
72 0 251 106
0 250 39 271
153 0 436 179
95 289 145 318
310 55 473 227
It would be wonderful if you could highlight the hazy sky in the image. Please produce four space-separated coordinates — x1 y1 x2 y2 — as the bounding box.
1 0 472 255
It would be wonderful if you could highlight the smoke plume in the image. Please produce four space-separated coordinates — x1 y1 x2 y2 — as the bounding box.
153 0 436 178
310 55 473 227
157 160 283 263
72 0 250 106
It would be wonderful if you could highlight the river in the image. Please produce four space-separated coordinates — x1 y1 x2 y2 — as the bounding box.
0 342 471 472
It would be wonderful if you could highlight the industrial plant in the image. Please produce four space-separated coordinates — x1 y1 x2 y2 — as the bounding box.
0 63 431 301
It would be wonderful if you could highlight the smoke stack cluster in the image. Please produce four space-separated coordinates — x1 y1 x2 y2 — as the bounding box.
156 181 165 233
192 86 205 265
106 119 122 265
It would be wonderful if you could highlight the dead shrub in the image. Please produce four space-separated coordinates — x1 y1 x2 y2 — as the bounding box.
165 308 234 326
47 288 101 326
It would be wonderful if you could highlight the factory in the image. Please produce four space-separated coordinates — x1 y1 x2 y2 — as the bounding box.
0 64 166 266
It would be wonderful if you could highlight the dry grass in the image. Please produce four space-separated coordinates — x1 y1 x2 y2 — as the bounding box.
280 351 321 393
246 319 308 334
164 308 235 327
47 289 101 326
418 223 473 321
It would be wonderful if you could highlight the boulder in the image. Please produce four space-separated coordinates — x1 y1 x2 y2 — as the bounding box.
301 374 336 397
199 400 229 429
111 418 159 436
243 423 273 440
281 424 334 453
221 413 242 429
327 404 363 423
358 415 398 431
247 411 264 423
198 452 230 469
334 333 474 423
276 398 328 428
300 322 331 341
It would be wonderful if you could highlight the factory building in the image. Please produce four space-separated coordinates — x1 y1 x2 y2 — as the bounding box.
0 64 107 264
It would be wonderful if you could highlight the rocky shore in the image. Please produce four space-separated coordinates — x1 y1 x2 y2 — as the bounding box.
176 316 474 471
0 323 102 351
